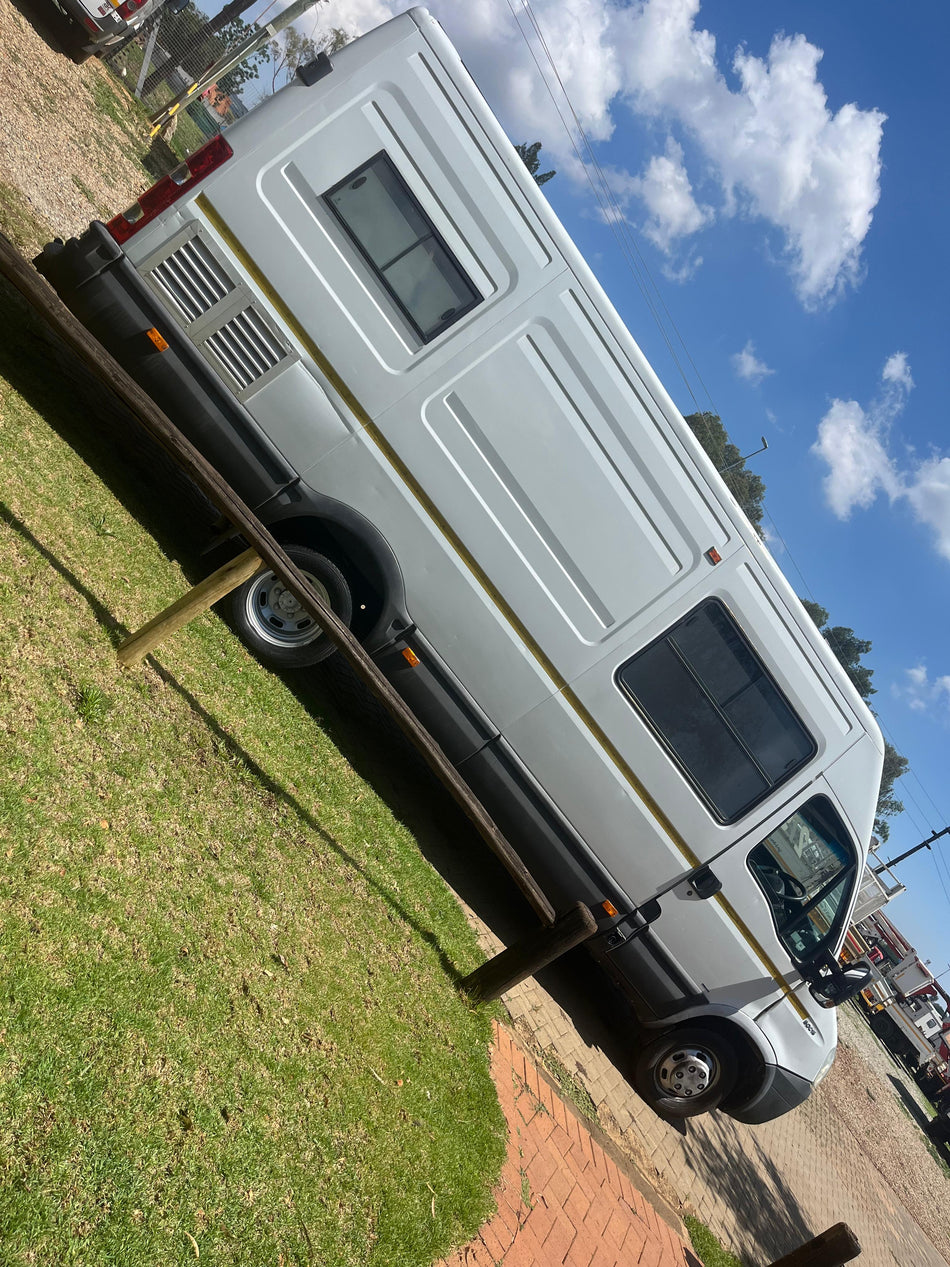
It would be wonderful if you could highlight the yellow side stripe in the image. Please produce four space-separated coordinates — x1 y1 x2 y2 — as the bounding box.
195 194 807 1018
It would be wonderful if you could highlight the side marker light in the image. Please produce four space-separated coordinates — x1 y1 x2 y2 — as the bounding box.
401 647 420 667
145 327 169 351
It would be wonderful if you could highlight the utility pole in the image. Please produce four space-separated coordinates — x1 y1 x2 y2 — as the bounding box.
872 825 950 875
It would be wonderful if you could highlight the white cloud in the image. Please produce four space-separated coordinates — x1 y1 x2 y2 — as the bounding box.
611 0 886 307
893 664 950 714
732 340 774 385
812 398 900 519
629 138 712 253
883 352 914 392
320 0 885 308
905 456 950 564
812 352 915 519
812 354 950 563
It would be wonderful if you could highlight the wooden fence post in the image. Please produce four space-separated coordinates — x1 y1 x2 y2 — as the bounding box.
117 547 262 667
460 903 597 1003
766 1223 861 1267
1 234 557 926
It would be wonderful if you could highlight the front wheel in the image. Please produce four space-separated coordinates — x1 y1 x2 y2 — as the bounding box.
634 1027 738 1119
228 545 352 670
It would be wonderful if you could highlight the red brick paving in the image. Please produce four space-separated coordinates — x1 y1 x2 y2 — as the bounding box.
437 1022 701 1267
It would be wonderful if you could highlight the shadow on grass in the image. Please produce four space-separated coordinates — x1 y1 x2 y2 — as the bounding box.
0 270 543 927
888 1073 933 1133
2 494 474 987
9 0 82 60
0 271 661 1089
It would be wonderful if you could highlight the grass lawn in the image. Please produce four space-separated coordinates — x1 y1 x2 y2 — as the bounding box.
0 283 506 1265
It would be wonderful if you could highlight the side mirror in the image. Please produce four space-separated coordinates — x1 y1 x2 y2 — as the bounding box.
806 958 873 1009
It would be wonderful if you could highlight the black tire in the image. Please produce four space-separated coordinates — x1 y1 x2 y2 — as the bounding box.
634 1026 738 1119
228 545 352 669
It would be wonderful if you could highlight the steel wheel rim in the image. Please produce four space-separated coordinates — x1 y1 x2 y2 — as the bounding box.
242 567 331 649
655 1044 718 1101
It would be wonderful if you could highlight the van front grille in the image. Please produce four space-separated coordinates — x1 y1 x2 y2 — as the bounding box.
205 309 287 391
150 237 234 322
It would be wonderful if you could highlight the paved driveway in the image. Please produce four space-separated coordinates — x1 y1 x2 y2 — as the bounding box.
301 683 947 1267
490 939 947 1267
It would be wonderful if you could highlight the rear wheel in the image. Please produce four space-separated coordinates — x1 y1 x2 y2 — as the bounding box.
634 1026 738 1119
228 545 352 669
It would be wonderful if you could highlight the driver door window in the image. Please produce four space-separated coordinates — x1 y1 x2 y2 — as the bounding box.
748 796 857 964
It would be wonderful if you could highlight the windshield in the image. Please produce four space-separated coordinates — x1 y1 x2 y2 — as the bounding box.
748 796 858 964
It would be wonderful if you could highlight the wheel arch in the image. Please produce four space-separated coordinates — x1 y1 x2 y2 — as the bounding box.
254 490 411 652
642 1011 770 1113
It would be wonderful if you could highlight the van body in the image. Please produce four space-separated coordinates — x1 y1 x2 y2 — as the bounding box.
37 8 884 1122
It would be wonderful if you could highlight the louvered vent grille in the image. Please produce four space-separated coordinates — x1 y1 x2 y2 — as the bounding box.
150 237 233 322
205 309 287 391
147 233 290 391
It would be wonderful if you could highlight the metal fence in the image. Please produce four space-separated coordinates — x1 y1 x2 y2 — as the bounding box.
103 0 342 147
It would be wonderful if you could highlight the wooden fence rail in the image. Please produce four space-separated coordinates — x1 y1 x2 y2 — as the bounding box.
0 231 559 934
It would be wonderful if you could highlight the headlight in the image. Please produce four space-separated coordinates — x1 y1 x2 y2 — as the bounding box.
813 1045 837 1087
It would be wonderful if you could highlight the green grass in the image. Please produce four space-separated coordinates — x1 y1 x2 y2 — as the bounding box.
538 1048 597 1122
685 1215 745 1267
100 43 213 161
0 301 506 1264
0 181 52 256
88 69 152 138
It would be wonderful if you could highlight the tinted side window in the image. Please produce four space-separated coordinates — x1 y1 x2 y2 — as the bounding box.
617 600 815 821
325 154 481 343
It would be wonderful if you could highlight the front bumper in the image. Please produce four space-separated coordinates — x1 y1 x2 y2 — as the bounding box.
727 1063 812 1124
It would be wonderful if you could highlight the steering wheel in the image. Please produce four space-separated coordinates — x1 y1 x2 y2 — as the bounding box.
756 861 808 904
782 873 808 902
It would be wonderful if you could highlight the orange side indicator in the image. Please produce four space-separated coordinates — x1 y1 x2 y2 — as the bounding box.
706 547 722 565
601 899 618 918
401 647 420 667
145 327 169 351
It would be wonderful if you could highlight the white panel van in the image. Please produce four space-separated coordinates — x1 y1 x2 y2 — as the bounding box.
37 7 882 1122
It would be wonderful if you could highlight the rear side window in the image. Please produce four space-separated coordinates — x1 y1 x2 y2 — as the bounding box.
324 154 481 342
617 599 816 822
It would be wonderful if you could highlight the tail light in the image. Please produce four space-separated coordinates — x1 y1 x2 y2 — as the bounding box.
106 134 234 244
116 0 146 16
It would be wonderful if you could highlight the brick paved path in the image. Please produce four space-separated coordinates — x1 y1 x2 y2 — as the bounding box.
438 1022 701 1267
500 971 949 1267
445 904 948 1267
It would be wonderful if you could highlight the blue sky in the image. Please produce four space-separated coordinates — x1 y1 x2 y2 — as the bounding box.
287 0 950 969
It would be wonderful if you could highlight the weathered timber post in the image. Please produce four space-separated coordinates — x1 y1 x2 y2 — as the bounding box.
460 903 597 1003
766 1223 861 1267
0 232 556 926
117 547 261 667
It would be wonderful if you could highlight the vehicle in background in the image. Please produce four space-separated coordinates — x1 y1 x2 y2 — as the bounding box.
861 952 950 1091
55 0 187 62
36 7 882 1123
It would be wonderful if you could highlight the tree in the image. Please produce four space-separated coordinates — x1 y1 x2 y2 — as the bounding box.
684 412 766 532
266 24 348 92
800 599 908 840
874 742 908 842
140 0 279 100
515 141 556 186
799 600 875 701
